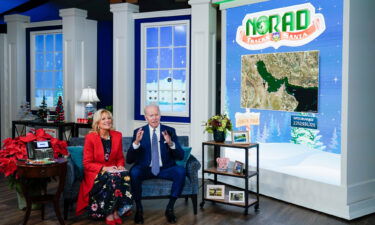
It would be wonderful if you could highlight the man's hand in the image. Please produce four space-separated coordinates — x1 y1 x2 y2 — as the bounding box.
162 130 172 146
134 128 144 145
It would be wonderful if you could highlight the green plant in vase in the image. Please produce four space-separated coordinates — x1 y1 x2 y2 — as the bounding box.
204 114 233 142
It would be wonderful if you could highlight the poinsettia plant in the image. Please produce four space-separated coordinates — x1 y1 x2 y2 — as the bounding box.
0 129 68 190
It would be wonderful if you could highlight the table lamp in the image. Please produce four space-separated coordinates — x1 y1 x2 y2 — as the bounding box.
79 87 100 119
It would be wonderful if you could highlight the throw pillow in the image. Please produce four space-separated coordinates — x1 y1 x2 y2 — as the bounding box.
67 146 84 179
176 146 192 168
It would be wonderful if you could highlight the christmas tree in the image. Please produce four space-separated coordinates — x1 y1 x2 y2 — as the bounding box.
37 96 48 121
55 96 65 122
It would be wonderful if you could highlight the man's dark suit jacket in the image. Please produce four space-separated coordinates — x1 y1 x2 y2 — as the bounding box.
126 124 184 168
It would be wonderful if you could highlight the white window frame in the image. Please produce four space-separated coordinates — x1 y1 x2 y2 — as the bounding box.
140 20 190 117
30 29 63 110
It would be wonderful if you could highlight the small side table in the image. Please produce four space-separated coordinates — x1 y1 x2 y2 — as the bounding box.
17 158 67 225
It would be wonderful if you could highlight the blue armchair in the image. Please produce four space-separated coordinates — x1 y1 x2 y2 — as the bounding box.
63 136 200 219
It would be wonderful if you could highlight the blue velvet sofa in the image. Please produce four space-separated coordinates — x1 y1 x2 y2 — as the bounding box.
63 136 201 219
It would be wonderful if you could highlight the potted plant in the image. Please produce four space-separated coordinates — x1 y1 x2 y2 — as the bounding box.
204 114 233 142
0 129 68 209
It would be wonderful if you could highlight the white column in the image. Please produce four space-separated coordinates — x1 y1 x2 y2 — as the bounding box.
188 0 217 163
110 3 139 136
0 34 9 141
59 8 97 122
3 15 30 135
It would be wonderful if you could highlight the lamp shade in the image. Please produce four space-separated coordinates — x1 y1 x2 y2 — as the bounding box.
79 87 100 103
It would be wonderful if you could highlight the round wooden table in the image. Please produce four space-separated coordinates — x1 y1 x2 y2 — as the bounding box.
16 158 67 225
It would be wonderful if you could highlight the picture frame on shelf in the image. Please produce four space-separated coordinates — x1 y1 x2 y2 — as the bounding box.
228 191 245 203
231 131 249 144
46 115 56 123
216 157 230 172
206 185 225 199
233 160 244 175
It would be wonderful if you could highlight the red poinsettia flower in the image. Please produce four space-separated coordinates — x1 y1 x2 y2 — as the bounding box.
0 128 68 178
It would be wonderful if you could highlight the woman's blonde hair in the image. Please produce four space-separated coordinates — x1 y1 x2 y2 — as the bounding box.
90 109 114 133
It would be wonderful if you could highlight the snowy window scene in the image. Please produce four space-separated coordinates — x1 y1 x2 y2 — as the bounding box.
30 30 63 109
141 20 190 117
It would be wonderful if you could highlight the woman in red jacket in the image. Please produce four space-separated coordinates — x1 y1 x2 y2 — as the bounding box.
76 109 132 225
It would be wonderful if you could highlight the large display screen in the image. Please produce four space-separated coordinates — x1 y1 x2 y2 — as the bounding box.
225 0 343 154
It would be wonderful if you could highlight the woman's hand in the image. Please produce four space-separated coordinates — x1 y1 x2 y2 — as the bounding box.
117 166 125 170
102 166 118 172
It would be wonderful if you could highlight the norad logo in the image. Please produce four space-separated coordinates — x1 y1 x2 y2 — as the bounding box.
236 3 326 50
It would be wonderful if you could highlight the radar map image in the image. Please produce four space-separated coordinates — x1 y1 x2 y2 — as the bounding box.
241 51 319 113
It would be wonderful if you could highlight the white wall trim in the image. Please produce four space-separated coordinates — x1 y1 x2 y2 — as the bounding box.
133 9 191 19
219 0 269 10
60 8 97 122
0 34 9 141
110 3 139 136
25 20 62 28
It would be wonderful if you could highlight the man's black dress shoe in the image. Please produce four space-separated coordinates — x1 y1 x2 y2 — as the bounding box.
165 208 177 224
134 210 144 224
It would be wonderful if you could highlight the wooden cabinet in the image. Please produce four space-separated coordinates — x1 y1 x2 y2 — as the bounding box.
200 141 259 215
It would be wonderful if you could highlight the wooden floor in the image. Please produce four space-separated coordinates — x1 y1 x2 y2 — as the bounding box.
1 177 374 225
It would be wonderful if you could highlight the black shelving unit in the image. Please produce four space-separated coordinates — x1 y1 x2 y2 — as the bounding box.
200 141 259 215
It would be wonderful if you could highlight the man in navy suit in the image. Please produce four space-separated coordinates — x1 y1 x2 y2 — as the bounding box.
127 105 185 224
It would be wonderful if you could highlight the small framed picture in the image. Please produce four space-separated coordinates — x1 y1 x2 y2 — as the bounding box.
216 157 230 172
229 191 245 203
46 115 56 123
233 160 244 175
231 131 249 144
206 185 225 199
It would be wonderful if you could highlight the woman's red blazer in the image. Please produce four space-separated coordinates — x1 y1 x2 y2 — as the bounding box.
76 130 125 215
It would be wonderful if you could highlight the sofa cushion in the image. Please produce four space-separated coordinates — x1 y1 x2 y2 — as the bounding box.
176 146 192 168
67 146 84 179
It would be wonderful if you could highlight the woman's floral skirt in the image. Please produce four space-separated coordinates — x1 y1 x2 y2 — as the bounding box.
88 170 133 219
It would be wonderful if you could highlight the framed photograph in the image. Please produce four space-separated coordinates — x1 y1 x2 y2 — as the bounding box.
229 191 245 203
231 131 249 144
233 160 244 175
216 157 230 172
206 185 225 199
47 115 56 123
43 128 57 138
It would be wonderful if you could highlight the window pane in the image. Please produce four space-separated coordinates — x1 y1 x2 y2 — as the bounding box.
159 70 172 90
173 47 186 68
160 26 172 47
55 52 63 70
159 91 172 112
146 27 158 48
45 90 54 107
45 53 54 70
35 35 44 52
146 70 158 90
173 70 186 90
42 72 54 89
34 89 44 107
55 33 62 52
35 53 44 70
174 25 187 46
172 90 186 112
55 71 63 89
35 72 43 89
45 34 54 52
160 48 172 68
146 49 158 68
